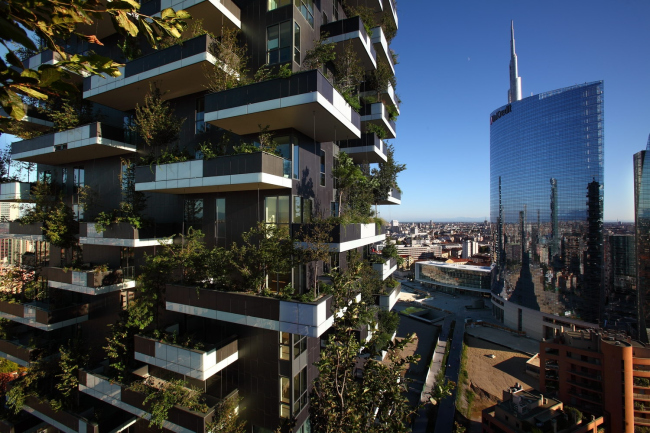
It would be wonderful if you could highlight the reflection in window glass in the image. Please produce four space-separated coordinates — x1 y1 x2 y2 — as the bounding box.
268 0 290 10
295 0 314 27
293 144 300 179
280 375 291 418
215 198 226 241
320 150 326 186
265 196 290 225
184 199 204 233
267 22 292 64
294 23 301 64
293 367 308 414
279 332 290 360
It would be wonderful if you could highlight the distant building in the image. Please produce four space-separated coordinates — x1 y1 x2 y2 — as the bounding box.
482 383 604 433
635 136 650 342
462 239 478 259
540 330 650 433
415 260 494 296
390 219 399 227
603 234 636 335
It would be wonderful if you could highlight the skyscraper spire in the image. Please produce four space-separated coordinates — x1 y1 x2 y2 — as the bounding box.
508 20 522 103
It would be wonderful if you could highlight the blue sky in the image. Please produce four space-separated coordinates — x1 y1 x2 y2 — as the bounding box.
378 0 650 222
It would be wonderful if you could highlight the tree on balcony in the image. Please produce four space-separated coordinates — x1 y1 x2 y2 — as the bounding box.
333 44 364 111
371 144 405 205
205 28 250 93
95 160 148 231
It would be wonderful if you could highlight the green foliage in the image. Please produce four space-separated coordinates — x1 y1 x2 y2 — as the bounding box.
20 181 77 249
257 124 280 155
197 134 229 160
205 28 250 92
303 36 336 71
133 84 185 157
332 152 373 221
131 378 208 429
381 14 397 43
232 142 259 155
95 160 148 232
365 123 388 139
386 104 399 121
117 36 142 60
104 314 133 383
374 309 399 351
0 358 20 374
564 406 583 425
296 219 334 298
635 377 650 387
381 239 403 266
47 95 98 132
277 63 292 78
333 44 363 111
0 0 190 126
206 396 246 433
429 377 455 406
253 64 273 83
56 339 88 409
371 144 405 204
342 5 377 35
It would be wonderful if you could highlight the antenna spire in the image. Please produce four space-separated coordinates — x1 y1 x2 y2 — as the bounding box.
508 20 522 103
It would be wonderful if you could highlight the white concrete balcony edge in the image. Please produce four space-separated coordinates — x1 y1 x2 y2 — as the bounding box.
370 26 395 75
162 0 241 28
295 233 386 253
0 349 30 368
22 405 79 433
49 280 136 295
372 261 397 280
0 311 88 331
322 30 377 71
361 102 396 139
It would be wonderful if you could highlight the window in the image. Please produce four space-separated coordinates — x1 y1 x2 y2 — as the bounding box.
293 367 308 414
215 198 226 242
293 334 307 359
61 168 67 194
268 0 290 10
332 0 339 21
267 22 292 64
296 419 311 433
123 114 137 144
195 97 210 134
280 332 290 360
293 196 312 223
294 23 301 64
39 170 52 184
320 150 326 186
265 196 290 226
73 166 84 193
184 199 204 232
280 376 291 418
73 204 84 222
294 264 306 294
293 143 300 179
295 0 313 27
332 155 338 189
330 201 339 217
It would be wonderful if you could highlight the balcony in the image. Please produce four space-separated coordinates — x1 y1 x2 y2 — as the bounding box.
371 257 397 280
321 17 377 71
375 282 401 311
0 300 89 331
79 222 177 247
382 0 398 29
160 0 241 34
44 266 135 295
11 122 136 165
84 34 221 111
292 222 385 253
0 413 44 433
134 334 238 380
0 182 32 202
79 369 235 433
636 417 650 427
338 132 387 164
166 284 335 337
0 222 43 241
205 70 361 142
370 26 395 75
377 188 401 205
360 81 399 113
351 0 383 14
361 102 396 139
23 50 84 83
134 152 291 194
0 338 39 367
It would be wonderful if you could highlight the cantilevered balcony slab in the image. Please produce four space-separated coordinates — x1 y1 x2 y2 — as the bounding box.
0 105 53 132
350 0 383 13
205 70 361 142
45 266 135 295
84 35 221 111
79 222 177 247
166 285 335 338
161 0 241 34
361 102 396 139
0 338 39 367
321 17 377 71
0 300 88 331
370 26 395 75
11 122 136 165
293 223 385 253
338 132 387 164
372 257 397 280
23 50 84 83
383 0 398 29
134 334 238 380
360 82 399 114
377 187 401 205
135 152 292 194
0 222 43 241
375 283 401 311
0 182 32 202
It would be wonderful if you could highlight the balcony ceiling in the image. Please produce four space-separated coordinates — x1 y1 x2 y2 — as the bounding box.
14 142 137 165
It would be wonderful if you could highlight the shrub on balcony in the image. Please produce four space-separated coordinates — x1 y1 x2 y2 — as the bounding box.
95 160 149 232
205 28 250 93
635 377 650 387
371 144 405 205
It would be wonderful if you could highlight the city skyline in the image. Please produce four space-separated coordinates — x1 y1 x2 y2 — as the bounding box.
379 1 650 222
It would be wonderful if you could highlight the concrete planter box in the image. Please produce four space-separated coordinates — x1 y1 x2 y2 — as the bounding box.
321 16 377 71
45 266 135 295
0 339 38 367
79 222 178 247
0 299 89 330
375 282 401 311
372 257 397 280
23 396 99 433
166 285 335 338
293 222 385 253
0 222 43 240
134 334 238 380
360 102 396 139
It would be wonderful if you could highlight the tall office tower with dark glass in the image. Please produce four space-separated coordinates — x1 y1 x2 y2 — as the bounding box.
0 1 401 432
603 234 636 335
490 23 604 328
634 136 650 342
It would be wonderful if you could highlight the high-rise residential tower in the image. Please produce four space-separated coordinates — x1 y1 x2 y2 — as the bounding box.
490 23 605 339
634 135 650 342
0 1 402 432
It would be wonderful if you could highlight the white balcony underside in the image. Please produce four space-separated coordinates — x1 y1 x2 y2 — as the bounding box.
0 312 88 331
13 140 136 164
0 350 30 367
341 145 387 164
78 237 173 247
48 280 136 295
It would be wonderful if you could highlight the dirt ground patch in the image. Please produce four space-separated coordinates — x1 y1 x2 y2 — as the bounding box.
463 335 538 421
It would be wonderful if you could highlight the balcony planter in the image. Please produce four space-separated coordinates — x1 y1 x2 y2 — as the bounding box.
166 284 335 338
134 334 238 380
79 369 229 433
374 282 401 311
134 152 292 194
44 266 135 295
338 132 387 164
371 257 397 280
360 102 396 139
0 299 89 331
84 34 223 111
11 122 136 165
321 16 377 71
204 70 360 142
292 222 385 253
0 222 44 240
79 222 178 247
370 26 395 74
0 339 39 367
376 187 401 205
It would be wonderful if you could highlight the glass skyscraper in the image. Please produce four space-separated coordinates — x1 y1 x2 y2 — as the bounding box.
634 136 650 342
490 81 605 324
